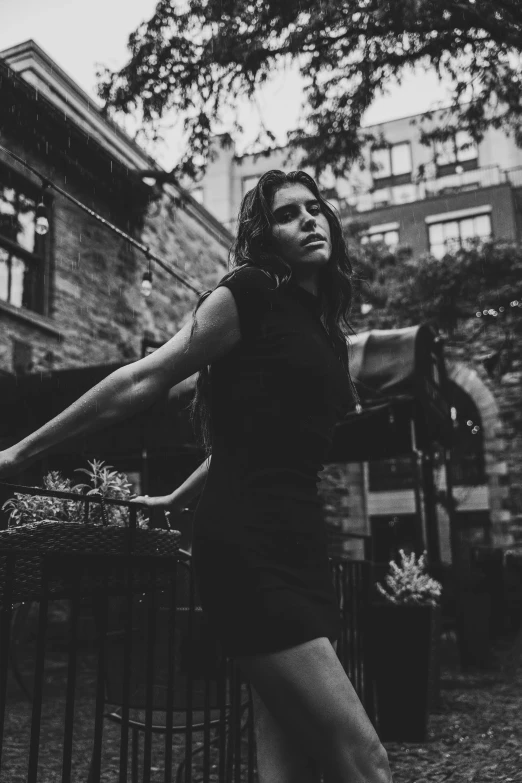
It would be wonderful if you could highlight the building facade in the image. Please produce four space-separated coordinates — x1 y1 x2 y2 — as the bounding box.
0 40 232 503
193 110 522 561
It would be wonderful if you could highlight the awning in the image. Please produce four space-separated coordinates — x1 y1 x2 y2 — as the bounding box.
332 324 451 460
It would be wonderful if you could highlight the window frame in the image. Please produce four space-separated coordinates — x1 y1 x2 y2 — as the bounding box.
370 142 413 188
426 208 492 259
0 161 52 317
361 221 400 248
434 131 479 177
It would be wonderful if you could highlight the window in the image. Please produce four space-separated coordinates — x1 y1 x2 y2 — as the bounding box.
361 222 400 248
242 175 260 195
427 211 491 259
371 143 412 184
369 457 414 492
0 165 48 313
435 130 478 172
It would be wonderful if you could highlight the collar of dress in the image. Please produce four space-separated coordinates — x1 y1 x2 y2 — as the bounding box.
286 281 322 318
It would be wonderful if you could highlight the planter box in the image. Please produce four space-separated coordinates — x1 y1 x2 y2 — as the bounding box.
0 521 182 604
370 603 441 742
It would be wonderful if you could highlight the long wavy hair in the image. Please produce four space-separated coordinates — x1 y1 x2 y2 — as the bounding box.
187 169 359 458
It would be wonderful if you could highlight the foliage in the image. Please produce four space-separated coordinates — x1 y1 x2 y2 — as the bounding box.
376 549 442 606
2 460 146 528
2 471 84 526
97 0 522 180
349 237 522 335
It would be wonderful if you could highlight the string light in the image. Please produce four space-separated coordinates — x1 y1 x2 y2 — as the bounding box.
476 300 520 318
141 251 153 297
35 181 50 236
141 270 153 297
0 142 202 296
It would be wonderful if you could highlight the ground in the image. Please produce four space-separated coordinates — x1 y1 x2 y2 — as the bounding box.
387 663 522 783
1 638 521 782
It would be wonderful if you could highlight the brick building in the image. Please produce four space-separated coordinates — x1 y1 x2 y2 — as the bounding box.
0 41 232 501
193 107 522 561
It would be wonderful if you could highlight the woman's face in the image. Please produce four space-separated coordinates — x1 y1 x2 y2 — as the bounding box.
269 183 332 274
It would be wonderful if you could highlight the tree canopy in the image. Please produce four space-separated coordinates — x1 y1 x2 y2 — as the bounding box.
98 0 522 180
348 235 522 345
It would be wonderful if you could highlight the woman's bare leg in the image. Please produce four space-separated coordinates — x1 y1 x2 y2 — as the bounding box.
250 684 321 783
238 637 392 783
248 641 345 783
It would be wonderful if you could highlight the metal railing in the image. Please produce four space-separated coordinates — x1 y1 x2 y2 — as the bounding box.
0 483 375 782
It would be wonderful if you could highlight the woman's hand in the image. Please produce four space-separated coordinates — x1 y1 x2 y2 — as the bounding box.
131 494 179 511
131 492 192 530
0 447 23 481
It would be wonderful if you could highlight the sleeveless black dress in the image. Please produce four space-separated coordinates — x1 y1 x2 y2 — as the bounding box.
192 265 355 656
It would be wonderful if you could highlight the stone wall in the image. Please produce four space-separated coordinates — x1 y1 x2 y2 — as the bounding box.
0 130 230 379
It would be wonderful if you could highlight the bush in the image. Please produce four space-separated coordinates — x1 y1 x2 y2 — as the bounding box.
376 549 443 607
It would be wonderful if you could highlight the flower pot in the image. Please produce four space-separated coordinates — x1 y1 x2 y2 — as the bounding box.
370 603 441 742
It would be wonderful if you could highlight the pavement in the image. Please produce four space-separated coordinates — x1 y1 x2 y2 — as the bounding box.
385 638 522 783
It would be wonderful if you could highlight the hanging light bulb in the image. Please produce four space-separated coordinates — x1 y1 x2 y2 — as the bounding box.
35 182 50 236
141 250 153 297
141 270 153 297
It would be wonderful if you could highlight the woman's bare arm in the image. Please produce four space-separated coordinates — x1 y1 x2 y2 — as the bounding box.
0 286 240 476
133 454 211 510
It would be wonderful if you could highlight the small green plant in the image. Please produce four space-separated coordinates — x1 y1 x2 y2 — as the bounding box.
376 549 442 607
2 459 146 528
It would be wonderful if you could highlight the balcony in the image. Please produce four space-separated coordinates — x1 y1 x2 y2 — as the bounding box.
347 165 522 214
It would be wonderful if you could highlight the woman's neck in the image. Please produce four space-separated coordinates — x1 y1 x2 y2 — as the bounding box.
291 274 319 298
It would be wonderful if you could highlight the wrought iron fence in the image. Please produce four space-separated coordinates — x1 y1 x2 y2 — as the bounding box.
0 483 375 782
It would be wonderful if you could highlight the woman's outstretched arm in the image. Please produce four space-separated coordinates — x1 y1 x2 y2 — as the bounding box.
0 286 240 477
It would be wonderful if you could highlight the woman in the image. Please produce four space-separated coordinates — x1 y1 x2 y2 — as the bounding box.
0 170 392 783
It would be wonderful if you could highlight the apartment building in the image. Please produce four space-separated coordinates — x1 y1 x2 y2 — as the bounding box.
193 112 522 246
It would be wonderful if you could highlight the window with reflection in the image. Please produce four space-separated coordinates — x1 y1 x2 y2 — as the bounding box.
428 212 491 259
371 143 412 185
0 165 48 313
361 229 399 248
435 130 478 174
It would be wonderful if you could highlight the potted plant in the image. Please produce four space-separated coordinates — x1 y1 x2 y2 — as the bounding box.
0 460 181 605
370 549 442 742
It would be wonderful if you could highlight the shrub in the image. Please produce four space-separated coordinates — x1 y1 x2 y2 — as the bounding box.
376 549 442 607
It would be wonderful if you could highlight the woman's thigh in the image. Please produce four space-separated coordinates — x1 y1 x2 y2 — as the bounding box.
238 636 379 765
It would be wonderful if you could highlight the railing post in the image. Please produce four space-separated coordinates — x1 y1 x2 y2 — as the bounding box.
0 553 14 774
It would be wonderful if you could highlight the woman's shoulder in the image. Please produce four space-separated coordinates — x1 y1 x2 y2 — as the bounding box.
216 264 278 295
